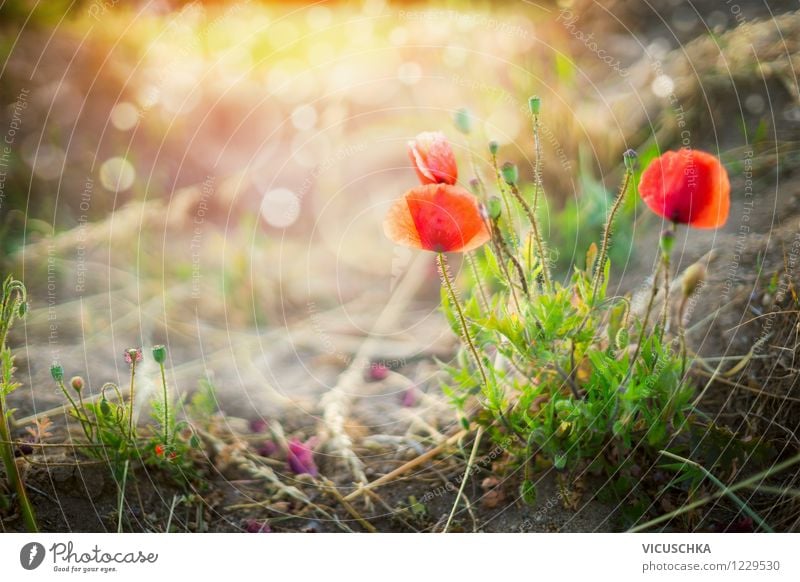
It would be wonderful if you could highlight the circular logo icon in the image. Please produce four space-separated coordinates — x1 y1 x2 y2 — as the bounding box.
20 542 46 570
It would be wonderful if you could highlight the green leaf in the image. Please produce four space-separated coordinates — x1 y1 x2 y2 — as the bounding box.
520 479 538 507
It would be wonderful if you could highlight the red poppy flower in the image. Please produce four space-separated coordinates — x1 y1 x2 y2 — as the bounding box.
383 184 491 253
408 131 458 185
638 149 730 229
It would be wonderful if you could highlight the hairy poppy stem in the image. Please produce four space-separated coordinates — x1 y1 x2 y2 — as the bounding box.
591 168 632 303
56 378 93 443
490 153 515 238
0 277 38 532
659 253 671 340
678 296 689 378
158 360 169 447
437 253 489 391
490 220 528 304
127 361 137 441
508 183 551 292
530 112 544 276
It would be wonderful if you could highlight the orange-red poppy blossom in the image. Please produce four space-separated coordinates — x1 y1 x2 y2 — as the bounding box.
383 183 491 253
638 149 730 229
408 131 458 185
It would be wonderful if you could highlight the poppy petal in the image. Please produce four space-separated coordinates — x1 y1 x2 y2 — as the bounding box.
407 132 458 185
383 194 423 249
385 184 490 253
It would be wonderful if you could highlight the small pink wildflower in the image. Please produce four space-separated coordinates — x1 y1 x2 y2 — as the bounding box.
287 437 318 477
366 362 389 382
243 519 271 533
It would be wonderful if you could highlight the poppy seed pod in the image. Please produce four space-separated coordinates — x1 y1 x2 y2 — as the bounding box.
501 162 518 185
152 344 167 364
487 197 503 221
528 95 541 116
488 140 499 156
50 363 64 382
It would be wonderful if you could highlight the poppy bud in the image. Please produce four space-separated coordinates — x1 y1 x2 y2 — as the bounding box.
18 301 27 318
453 107 472 135
99 398 111 417
660 229 675 257
681 263 706 298
407 131 458 185
468 178 481 196
487 197 503 221
488 140 499 156
615 328 630 350
50 363 64 382
528 95 541 116
152 344 167 364
70 376 84 392
501 162 518 185
623 149 637 171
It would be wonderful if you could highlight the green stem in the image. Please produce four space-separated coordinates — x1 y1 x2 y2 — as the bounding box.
508 183 551 292
491 153 515 238
437 253 489 391
530 113 543 275
659 252 671 340
465 253 490 313
76 390 95 442
0 394 38 531
56 379 93 442
127 361 137 441
630 452 800 532
591 169 632 303
443 426 484 533
158 361 169 447
658 450 774 533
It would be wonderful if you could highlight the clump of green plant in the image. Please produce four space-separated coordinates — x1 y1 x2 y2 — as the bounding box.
383 98 730 499
49 344 198 487
0 275 37 531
